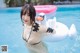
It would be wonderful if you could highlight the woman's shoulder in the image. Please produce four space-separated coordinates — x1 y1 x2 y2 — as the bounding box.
33 23 48 33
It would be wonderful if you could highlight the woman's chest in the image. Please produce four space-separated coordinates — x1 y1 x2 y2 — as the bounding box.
24 27 40 36
24 27 32 36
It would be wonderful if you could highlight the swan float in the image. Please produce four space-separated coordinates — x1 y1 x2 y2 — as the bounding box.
36 13 77 42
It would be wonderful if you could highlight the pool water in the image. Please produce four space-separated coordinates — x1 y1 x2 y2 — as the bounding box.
0 5 80 53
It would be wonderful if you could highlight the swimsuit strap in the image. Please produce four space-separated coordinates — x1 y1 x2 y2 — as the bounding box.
32 41 41 45
26 23 41 45
26 25 33 42
26 22 38 42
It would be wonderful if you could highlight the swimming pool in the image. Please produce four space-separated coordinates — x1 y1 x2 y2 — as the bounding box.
0 5 80 53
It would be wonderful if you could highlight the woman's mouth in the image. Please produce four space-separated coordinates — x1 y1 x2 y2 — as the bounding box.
24 20 28 22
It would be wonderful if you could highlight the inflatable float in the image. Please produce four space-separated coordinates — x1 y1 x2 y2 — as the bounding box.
36 13 77 42
34 5 57 14
45 17 77 42
34 5 57 19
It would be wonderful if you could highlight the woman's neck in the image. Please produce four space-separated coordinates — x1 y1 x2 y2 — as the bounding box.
24 22 35 28
24 23 32 27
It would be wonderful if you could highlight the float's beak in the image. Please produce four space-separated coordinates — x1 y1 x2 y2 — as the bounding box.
36 16 44 21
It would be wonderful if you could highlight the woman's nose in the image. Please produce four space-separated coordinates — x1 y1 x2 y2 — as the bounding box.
24 17 27 20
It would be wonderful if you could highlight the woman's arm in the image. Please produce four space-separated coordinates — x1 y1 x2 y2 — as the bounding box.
39 24 56 34
32 23 56 34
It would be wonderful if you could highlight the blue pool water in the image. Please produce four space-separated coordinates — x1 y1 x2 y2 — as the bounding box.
0 5 80 53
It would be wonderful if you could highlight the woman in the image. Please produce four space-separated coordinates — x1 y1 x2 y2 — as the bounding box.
21 4 56 53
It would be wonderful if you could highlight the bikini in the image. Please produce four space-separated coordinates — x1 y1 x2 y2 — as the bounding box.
25 23 53 45
25 23 41 45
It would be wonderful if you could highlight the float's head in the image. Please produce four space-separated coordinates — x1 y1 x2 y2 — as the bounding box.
36 13 45 21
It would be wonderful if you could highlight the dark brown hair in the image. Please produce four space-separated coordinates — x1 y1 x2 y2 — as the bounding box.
21 4 36 25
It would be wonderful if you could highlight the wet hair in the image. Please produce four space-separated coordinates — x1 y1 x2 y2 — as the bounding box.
21 4 36 25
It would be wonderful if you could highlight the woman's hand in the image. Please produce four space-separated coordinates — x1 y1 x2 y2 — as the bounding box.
46 28 56 34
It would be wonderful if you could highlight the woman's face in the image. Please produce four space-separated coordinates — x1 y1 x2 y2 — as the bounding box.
22 14 31 25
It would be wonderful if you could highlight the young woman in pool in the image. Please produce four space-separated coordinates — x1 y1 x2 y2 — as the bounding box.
21 4 56 53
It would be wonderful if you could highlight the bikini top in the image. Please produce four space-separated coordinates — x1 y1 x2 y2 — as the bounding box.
26 23 53 43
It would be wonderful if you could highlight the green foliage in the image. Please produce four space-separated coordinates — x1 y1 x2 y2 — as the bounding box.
4 0 61 7
5 0 26 7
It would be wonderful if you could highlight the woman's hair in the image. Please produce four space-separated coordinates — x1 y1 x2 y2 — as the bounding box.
21 4 36 25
